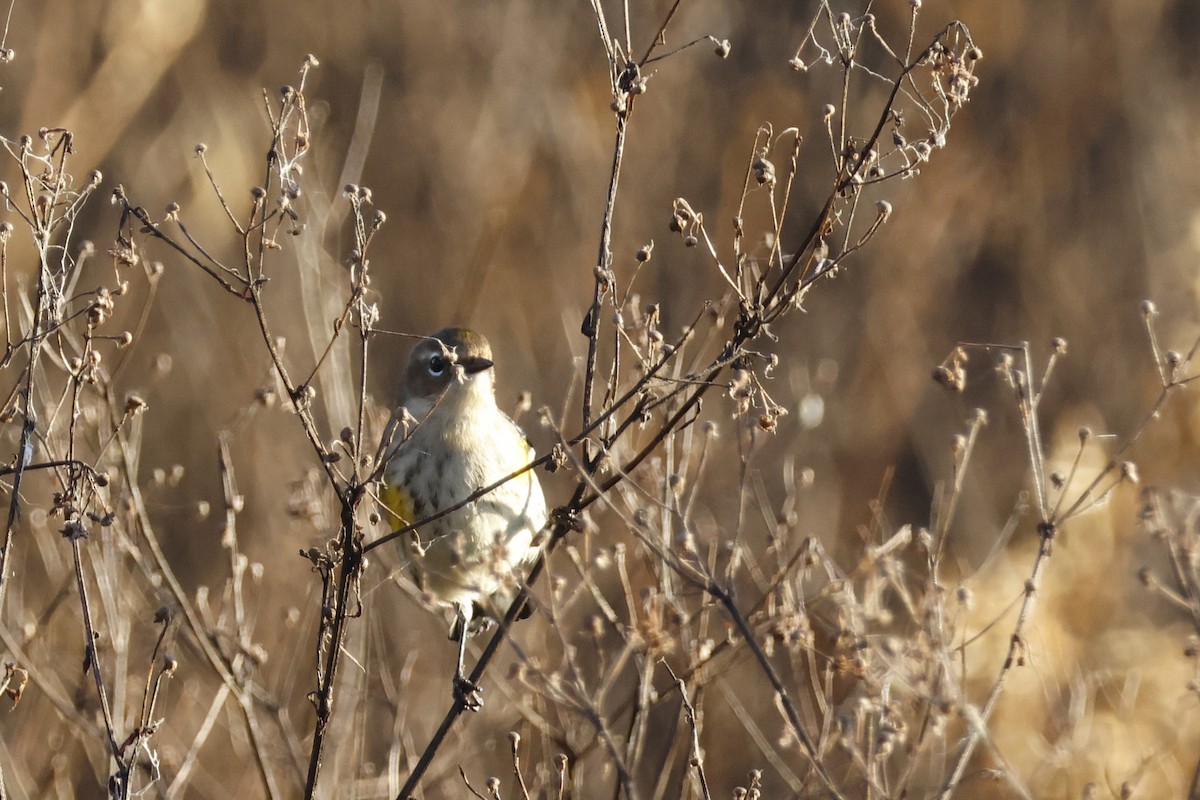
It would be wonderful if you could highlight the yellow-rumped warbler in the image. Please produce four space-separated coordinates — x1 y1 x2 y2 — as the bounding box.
381 327 546 708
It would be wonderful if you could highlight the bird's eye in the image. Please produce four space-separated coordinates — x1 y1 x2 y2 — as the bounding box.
428 354 447 376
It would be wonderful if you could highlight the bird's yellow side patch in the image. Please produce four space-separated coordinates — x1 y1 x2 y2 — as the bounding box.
380 481 414 530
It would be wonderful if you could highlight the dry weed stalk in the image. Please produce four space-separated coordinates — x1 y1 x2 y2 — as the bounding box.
927 304 1200 797
113 56 390 796
0 126 206 797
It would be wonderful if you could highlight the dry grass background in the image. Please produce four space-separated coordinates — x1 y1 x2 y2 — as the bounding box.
0 0 1198 798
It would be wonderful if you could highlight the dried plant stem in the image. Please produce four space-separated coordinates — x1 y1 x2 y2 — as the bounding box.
168 682 230 797
936 527 1052 799
303 492 365 797
115 69 382 795
397 469 595 799
940 329 1195 796
113 425 283 799
668 668 712 800
69 535 122 775
0 256 52 612
710 584 843 797
582 115 627 431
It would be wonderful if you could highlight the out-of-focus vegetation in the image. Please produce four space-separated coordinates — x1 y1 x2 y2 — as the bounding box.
0 0 1197 798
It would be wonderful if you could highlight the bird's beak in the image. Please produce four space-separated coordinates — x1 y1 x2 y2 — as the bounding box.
459 355 494 376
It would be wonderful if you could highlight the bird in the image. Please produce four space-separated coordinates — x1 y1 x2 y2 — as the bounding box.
380 327 547 709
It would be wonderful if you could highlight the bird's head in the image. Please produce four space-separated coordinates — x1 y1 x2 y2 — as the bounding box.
400 327 496 417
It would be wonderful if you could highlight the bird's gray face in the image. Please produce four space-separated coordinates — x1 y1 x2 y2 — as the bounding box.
401 328 495 411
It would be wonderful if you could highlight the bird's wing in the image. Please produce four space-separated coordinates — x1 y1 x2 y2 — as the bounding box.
502 411 536 458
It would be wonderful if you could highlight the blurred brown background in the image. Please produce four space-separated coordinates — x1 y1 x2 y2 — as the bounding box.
1 0 1198 797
